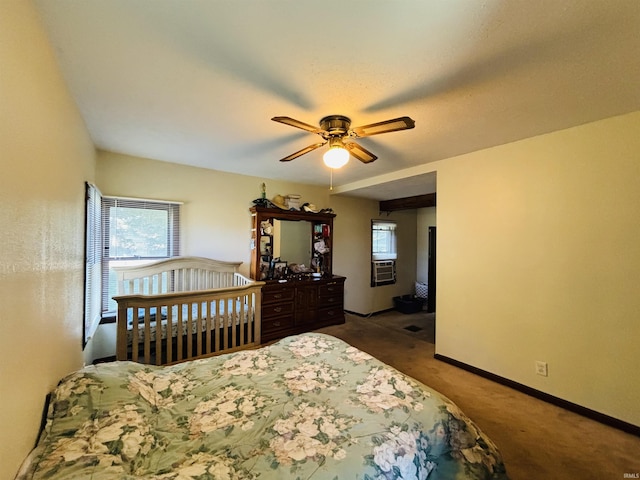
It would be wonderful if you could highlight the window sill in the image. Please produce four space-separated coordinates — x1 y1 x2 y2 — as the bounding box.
100 315 116 325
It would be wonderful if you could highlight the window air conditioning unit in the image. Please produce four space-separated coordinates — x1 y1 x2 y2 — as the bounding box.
372 260 396 286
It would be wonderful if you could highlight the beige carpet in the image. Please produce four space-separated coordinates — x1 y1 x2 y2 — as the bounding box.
316 312 640 480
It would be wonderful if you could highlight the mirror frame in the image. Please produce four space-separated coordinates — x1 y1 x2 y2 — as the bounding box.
249 206 336 281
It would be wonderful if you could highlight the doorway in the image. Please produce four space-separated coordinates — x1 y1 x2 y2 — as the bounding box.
427 226 436 313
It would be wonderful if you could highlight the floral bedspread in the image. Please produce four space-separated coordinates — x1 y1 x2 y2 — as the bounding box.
17 333 509 480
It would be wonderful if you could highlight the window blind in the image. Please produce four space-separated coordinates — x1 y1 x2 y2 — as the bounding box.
101 197 181 313
372 220 397 261
83 182 102 347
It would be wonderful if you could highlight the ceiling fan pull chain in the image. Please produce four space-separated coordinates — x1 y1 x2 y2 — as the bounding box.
330 168 333 190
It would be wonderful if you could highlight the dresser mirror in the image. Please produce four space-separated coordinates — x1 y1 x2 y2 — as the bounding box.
272 219 312 268
250 206 336 281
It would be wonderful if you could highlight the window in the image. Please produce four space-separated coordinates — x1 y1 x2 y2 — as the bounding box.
372 220 397 260
371 220 397 286
83 183 102 347
101 197 181 314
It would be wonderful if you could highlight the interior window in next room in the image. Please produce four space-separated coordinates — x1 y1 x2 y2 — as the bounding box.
371 220 397 287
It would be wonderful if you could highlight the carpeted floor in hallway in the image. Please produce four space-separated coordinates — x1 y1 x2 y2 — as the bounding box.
316 311 640 480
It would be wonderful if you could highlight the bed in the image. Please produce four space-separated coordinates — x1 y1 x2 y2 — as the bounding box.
17 333 509 480
113 256 264 365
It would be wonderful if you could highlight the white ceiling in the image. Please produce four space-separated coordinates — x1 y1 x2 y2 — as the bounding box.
33 1 640 201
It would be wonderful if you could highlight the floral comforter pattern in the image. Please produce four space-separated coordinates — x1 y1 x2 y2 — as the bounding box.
17 333 509 480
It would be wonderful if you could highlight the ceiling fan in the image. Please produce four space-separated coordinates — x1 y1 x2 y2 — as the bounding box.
272 115 415 168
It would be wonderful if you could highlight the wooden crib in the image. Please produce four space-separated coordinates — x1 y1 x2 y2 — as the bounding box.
113 256 264 365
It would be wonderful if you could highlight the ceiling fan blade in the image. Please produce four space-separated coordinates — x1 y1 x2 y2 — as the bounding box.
344 141 378 163
350 116 415 137
279 142 326 162
272 116 322 134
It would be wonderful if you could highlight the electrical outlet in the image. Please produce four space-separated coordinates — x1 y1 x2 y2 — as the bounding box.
535 361 548 377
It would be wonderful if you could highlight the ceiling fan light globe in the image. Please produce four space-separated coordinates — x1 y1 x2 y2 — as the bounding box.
323 146 349 169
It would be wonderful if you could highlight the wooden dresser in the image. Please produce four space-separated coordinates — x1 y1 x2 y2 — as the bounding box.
261 276 345 342
249 205 345 342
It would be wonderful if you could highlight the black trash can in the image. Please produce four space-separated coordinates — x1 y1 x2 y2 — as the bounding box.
393 294 425 314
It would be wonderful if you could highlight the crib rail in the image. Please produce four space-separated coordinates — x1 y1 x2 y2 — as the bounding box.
115 282 264 365
114 257 247 295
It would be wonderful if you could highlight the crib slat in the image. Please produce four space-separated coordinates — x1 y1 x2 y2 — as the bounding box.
166 302 173 364
143 309 151 364
243 294 249 345
205 301 212 354
131 308 139 362
231 295 237 348
213 299 220 353
223 299 229 351
196 301 202 357
176 303 184 361
187 303 193 359
153 304 160 365
239 294 244 346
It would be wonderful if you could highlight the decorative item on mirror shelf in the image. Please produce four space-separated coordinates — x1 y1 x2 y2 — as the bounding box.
259 260 271 280
260 220 273 236
302 202 319 213
270 194 288 209
251 182 270 207
314 240 329 254
271 260 288 279
285 194 301 210
289 263 313 274
311 256 322 273
260 238 272 256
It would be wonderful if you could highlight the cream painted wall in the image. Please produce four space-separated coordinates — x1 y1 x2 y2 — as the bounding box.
435 111 640 427
0 1 96 478
96 151 333 276
330 196 418 314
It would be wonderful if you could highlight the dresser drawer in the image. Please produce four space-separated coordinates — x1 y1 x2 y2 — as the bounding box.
316 305 344 325
318 282 343 297
318 293 341 306
262 315 295 333
262 301 294 319
262 286 295 304
318 281 343 307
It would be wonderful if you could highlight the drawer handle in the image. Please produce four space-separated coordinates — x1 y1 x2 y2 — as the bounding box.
274 294 282 299
273 321 281 327
274 307 282 313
